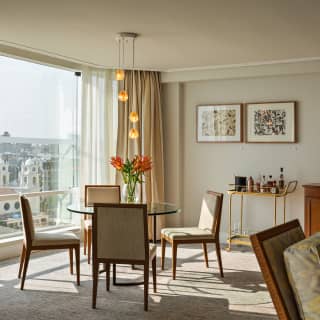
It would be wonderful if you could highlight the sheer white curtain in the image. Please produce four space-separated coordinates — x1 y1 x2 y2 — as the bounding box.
80 68 115 192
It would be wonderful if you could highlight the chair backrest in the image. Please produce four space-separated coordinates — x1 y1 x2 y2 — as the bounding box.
250 220 305 320
92 203 148 263
20 196 35 246
198 191 223 236
84 185 121 206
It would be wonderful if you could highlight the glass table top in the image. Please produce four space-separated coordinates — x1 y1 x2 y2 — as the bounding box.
67 201 180 216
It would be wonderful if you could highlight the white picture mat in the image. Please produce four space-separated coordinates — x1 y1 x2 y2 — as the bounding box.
197 104 242 142
246 102 295 142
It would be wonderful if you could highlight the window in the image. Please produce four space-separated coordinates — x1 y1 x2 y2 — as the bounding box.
0 56 81 240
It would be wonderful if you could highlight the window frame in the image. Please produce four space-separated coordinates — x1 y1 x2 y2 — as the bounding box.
0 54 82 246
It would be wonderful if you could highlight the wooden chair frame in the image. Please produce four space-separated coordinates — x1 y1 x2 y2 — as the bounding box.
91 203 156 311
18 196 80 290
161 191 224 280
250 219 305 320
83 185 121 264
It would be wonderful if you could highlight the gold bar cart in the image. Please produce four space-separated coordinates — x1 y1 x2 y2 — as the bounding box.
226 180 298 251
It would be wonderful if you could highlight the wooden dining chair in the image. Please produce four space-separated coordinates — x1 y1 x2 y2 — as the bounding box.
83 185 121 264
161 191 224 279
92 203 157 311
18 195 80 290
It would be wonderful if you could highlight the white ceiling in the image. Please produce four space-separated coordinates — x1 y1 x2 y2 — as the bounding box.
1 0 320 71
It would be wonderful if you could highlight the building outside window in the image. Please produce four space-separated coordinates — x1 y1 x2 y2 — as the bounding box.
0 56 81 240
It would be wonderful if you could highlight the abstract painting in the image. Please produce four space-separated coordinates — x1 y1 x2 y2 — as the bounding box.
246 101 296 143
197 104 243 142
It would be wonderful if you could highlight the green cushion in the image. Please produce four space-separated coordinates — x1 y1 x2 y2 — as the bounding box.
284 232 320 320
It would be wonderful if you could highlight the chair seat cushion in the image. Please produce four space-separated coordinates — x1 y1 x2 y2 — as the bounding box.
284 232 320 320
161 227 214 240
84 220 92 229
32 231 80 246
149 244 157 260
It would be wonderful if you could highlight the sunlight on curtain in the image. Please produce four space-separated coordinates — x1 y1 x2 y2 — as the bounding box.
80 68 115 193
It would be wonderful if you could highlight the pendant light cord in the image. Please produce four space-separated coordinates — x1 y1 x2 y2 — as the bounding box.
132 38 135 70
122 38 125 71
118 39 120 70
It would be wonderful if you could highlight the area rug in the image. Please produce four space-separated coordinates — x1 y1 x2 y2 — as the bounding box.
0 245 276 319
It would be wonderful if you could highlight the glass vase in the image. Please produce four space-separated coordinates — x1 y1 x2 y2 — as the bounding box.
122 183 140 203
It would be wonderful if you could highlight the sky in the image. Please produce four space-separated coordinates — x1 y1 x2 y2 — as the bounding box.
0 56 77 139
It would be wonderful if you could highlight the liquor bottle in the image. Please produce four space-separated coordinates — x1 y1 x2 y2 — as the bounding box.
279 167 285 190
255 177 261 193
247 176 254 192
261 175 266 192
268 175 273 192
271 180 279 194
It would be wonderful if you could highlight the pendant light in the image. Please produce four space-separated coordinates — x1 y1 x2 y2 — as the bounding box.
115 32 140 139
118 90 128 102
128 34 139 139
115 35 125 81
116 33 137 103
129 128 139 139
129 111 139 123
115 69 125 81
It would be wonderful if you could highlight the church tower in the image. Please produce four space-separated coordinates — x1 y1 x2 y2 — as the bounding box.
0 159 10 186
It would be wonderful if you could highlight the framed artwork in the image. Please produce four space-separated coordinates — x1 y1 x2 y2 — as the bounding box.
196 104 243 142
245 101 296 143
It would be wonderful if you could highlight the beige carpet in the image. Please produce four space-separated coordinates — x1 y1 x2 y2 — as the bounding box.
0 245 277 320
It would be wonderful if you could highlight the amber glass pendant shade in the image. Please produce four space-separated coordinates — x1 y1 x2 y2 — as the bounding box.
129 128 139 139
129 111 139 123
118 90 128 102
115 69 125 81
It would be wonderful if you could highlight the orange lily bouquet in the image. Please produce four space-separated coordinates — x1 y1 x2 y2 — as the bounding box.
110 155 152 202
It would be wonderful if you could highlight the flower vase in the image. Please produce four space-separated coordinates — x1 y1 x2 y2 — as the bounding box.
122 183 140 203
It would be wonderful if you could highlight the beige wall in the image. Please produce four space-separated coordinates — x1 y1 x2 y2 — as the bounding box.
162 72 320 242
162 83 184 227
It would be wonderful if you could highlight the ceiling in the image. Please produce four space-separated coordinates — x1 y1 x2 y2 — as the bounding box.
1 0 320 71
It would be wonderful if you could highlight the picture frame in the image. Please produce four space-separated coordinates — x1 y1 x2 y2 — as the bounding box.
245 101 296 143
196 103 243 143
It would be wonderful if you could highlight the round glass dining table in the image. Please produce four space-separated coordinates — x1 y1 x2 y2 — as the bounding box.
67 202 180 243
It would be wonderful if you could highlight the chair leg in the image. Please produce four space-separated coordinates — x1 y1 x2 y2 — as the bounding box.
161 236 166 270
18 244 26 279
20 248 31 290
106 263 110 291
92 260 99 309
69 248 74 275
113 264 116 285
87 228 92 264
144 262 149 311
215 241 224 278
75 246 80 285
152 256 157 293
202 242 209 268
84 228 87 255
172 242 177 280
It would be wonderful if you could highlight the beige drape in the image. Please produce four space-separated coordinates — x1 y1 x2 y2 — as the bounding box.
116 71 164 240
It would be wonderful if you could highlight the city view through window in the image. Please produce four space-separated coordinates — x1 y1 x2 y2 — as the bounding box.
0 56 80 240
